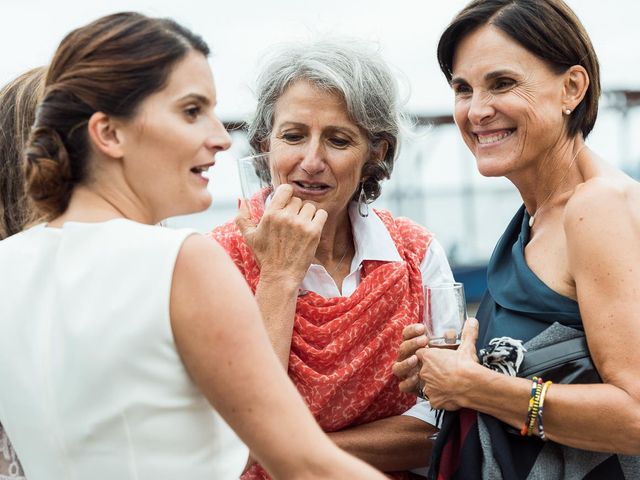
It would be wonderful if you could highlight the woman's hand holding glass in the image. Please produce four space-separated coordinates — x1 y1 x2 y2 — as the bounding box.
416 318 480 410
236 183 327 286
393 314 481 409
394 283 467 396
424 283 467 348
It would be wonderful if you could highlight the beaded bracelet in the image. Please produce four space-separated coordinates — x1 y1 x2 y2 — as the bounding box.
520 377 542 436
537 381 553 441
520 377 539 436
527 379 544 436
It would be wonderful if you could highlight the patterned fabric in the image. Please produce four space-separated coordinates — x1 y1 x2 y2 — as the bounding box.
478 337 526 377
210 204 432 480
0 423 25 479
429 329 640 480
428 206 639 480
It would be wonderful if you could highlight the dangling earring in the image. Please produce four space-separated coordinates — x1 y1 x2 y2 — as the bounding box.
358 184 369 218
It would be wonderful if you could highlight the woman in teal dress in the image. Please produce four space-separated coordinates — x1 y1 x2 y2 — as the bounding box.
393 0 640 478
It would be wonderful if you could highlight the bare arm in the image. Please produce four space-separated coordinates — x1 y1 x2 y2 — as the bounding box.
236 184 326 366
253 273 300 367
250 273 435 475
549 179 640 451
334 325 437 471
236 184 440 471
170 234 385 479
329 415 435 472
416 179 640 454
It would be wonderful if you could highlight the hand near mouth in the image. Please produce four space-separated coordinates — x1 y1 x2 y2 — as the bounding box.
236 183 328 287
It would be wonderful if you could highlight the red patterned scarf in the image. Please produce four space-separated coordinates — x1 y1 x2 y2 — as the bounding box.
210 206 432 479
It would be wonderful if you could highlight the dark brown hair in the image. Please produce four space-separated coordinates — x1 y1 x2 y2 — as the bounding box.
0 67 46 239
25 12 209 219
437 0 600 139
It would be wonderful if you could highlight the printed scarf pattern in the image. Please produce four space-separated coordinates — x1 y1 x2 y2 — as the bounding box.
209 205 432 479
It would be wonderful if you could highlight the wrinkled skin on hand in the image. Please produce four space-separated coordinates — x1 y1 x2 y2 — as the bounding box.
393 319 480 410
236 184 328 285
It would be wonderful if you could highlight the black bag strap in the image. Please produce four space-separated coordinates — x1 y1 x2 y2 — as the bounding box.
519 336 590 377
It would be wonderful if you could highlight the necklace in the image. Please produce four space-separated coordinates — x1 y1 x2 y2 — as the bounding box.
528 144 586 228
325 247 349 277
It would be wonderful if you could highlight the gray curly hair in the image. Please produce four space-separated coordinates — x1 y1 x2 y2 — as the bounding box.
247 38 407 203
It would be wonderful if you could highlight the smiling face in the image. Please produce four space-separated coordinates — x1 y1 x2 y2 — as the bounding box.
268 80 371 218
451 24 569 180
116 50 231 221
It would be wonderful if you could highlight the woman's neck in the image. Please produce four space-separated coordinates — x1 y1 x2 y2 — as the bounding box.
314 207 354 266
515 137 586 219
50 186 149 227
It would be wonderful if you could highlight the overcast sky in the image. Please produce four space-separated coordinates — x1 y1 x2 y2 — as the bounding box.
2 0 639 121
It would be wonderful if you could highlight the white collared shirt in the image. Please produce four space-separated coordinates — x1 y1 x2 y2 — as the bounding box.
300 203 453 429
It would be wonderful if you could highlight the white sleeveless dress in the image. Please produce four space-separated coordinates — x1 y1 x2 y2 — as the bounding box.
0 219 247 479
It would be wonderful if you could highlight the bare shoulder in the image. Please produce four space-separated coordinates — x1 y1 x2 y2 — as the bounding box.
177 232 231 267
564 175 640 238
173 233 248 295
170 232 257 339
563 173 640 283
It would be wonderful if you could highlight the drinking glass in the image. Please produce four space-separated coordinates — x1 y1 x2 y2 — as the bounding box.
424 282 467 349
236 152 278 218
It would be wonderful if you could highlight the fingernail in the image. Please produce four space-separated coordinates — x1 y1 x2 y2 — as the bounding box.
408 355 417 366
237 198 241 208
414 324 424 334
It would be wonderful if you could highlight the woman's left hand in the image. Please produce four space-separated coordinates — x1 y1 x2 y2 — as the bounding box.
417 318 480 410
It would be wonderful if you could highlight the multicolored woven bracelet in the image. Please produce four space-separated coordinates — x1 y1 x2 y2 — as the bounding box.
537 381 553 440
527 379 544 436
521 376 542 436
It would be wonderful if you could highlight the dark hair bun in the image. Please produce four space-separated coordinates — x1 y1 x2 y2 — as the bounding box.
22 13 210 220
25 127 74 217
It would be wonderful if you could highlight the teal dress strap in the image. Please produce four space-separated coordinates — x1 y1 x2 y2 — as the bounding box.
476 205 582 348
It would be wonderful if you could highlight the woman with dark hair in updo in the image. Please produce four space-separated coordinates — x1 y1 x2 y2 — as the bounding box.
0 12 386 480
0 64 44 480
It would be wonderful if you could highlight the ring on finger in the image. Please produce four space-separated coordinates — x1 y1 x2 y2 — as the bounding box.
416 378 429 401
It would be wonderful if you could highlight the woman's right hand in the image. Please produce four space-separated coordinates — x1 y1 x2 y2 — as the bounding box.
417 318 480 411
236 184 328 286
392 323 429 395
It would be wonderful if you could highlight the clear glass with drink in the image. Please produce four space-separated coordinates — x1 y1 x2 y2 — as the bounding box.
424 282 467 349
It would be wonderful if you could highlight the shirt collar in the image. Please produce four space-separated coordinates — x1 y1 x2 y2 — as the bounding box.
264 195 403 267
348 202 402 267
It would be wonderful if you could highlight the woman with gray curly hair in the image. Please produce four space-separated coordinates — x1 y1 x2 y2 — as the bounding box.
210 39 454 479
